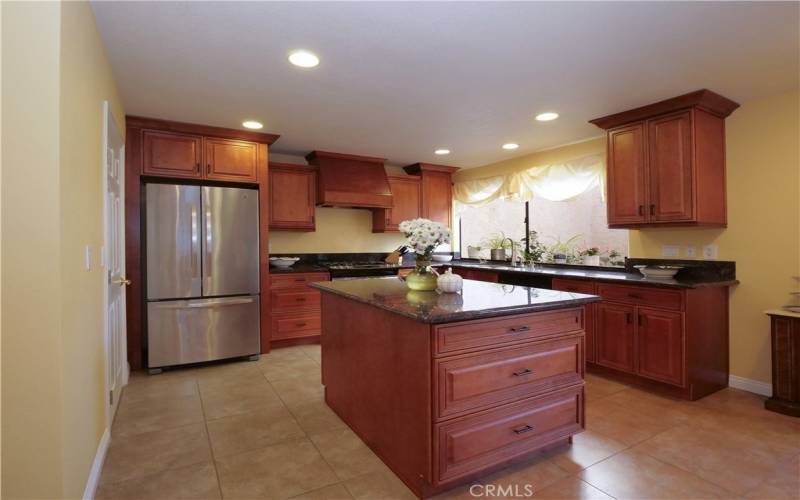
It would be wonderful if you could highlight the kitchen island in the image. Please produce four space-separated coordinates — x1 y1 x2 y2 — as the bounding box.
310 277 600 498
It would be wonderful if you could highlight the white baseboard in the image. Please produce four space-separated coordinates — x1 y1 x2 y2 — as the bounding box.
729 375 772 397
83 428 111 500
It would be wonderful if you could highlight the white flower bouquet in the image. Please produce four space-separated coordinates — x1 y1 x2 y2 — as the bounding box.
399 218 450 264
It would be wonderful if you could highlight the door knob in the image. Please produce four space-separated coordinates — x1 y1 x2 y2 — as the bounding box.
113 278 131 286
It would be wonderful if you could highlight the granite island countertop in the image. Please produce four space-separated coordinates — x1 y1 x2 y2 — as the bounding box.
310 276 600 323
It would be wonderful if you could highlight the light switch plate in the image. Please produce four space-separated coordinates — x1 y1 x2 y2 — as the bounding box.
685 246 697 258
702 244 719 260
662 245 680 258
85 245 93 271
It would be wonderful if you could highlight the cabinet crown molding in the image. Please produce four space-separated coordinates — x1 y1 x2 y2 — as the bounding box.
589 89 740 130
403 162 460 175
126 115 280 144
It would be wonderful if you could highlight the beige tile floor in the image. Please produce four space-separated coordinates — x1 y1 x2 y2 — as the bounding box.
97 345 800 499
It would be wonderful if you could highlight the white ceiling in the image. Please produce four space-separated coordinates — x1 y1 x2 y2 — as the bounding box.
91 1 798 168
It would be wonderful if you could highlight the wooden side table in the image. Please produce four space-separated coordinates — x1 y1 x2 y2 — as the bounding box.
765 309 800 417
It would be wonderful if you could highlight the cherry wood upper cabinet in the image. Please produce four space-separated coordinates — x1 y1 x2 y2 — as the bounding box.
607 123 647 225
372 176 421 232
591 89 738 228
269 163 316 231
142 130 203 179
596 302 636 374
403 163 460 229
636 307 684 386
205 138 259 183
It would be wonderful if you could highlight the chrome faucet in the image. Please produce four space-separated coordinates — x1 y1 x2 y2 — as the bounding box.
502 237 519 266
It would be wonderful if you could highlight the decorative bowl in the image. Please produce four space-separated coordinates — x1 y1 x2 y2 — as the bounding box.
269 257 300 268
432 255 454 262
634 265 682 279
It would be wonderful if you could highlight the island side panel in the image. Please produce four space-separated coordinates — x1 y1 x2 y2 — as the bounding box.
320 292 433 494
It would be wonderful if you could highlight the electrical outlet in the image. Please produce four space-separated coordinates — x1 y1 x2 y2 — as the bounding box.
662 245 680 258
702 244 719 260
685 246 697 258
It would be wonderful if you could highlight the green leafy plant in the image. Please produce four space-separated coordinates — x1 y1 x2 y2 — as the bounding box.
579 246 601 256
544 234 583 260
519 230 546 263
482 232 514 250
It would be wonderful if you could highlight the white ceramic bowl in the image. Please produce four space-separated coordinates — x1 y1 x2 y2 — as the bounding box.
270 257 300 268
635 265 682 279
432 255 453 262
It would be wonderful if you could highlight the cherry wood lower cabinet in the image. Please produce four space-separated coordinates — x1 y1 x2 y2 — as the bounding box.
556 278 729 400
452 267 499 283
765 311 800 417
268 272 329 344
320 294 586 498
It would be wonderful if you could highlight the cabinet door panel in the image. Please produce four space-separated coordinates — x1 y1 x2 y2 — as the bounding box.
423 171 453 228
607 123 647 225
648 111 694 222
637 308 684 386
142 130 203 179
205 138 258 182
269 167 316 230
388 177 422 229
596 302 635 373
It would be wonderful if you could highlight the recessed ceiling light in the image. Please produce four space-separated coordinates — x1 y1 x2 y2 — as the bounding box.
502 143 519 150
288 50 320 68
434 149 450 155
242 121 263 130
535 112 559 122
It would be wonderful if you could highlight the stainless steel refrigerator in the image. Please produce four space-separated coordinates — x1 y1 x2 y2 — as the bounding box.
145 183 260 371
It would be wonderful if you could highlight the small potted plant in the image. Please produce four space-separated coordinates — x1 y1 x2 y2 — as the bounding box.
483 232 514 261
546 235 581 264
580 246 601 266
399 218 450 291
608 249 625 267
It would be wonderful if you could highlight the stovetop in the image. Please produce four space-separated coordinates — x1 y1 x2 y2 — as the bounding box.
323 261 402 270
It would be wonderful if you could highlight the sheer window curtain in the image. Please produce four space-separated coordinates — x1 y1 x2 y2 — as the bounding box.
453 154 605 211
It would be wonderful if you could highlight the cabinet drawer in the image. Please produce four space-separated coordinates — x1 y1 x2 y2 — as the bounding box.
436 336 583 419
435 308 583 355
552 278 596 294
597 283 684 311
269 273 329 290
271 289 320 311
272 312 321 340
434 385 583 485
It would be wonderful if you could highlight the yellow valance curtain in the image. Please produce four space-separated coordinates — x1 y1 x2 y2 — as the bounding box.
453 154 605 207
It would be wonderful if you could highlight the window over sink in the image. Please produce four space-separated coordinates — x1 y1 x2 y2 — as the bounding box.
457 184 629 266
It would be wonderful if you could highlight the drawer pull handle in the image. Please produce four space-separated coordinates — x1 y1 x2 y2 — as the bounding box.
566 287 577 292
628 293 643 299
296 298 307 302
296 322 307 327
509 326 530 333
513 425 533 435
294 278 306 282
513 369 533 377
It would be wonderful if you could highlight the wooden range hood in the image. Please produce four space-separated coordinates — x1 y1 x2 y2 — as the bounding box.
305 150 393 209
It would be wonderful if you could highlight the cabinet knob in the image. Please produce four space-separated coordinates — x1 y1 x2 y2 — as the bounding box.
513 368 534 377
650 204 655 216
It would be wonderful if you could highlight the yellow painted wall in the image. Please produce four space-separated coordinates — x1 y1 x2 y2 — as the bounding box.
1 1 125 497
457 92 800 386
58 1 126 497
453 137 605 183
629 90 800 384
2 2 65 498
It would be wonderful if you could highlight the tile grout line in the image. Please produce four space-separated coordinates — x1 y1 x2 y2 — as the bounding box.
196 377 227 500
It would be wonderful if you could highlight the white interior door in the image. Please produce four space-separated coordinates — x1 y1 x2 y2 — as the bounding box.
104 101 128 427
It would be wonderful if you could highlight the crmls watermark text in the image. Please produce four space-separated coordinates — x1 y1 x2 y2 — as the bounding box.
469 484 535 497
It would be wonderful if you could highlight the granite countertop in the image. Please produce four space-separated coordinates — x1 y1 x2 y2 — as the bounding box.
269 264 330 274
310 277 600 324
447 260 738 289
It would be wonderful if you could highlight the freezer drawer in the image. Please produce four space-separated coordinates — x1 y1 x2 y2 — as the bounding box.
147 296 260 368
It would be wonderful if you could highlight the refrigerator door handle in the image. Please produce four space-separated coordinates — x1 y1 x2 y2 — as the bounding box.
191 205 199 278
205 206 213 288
150 297 256 309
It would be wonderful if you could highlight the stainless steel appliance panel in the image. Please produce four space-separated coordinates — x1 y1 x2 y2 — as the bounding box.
146 184 202 300
147 296 260 367
201 186 260 296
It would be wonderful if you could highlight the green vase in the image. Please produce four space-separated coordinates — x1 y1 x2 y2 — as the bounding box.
405 261 438 291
